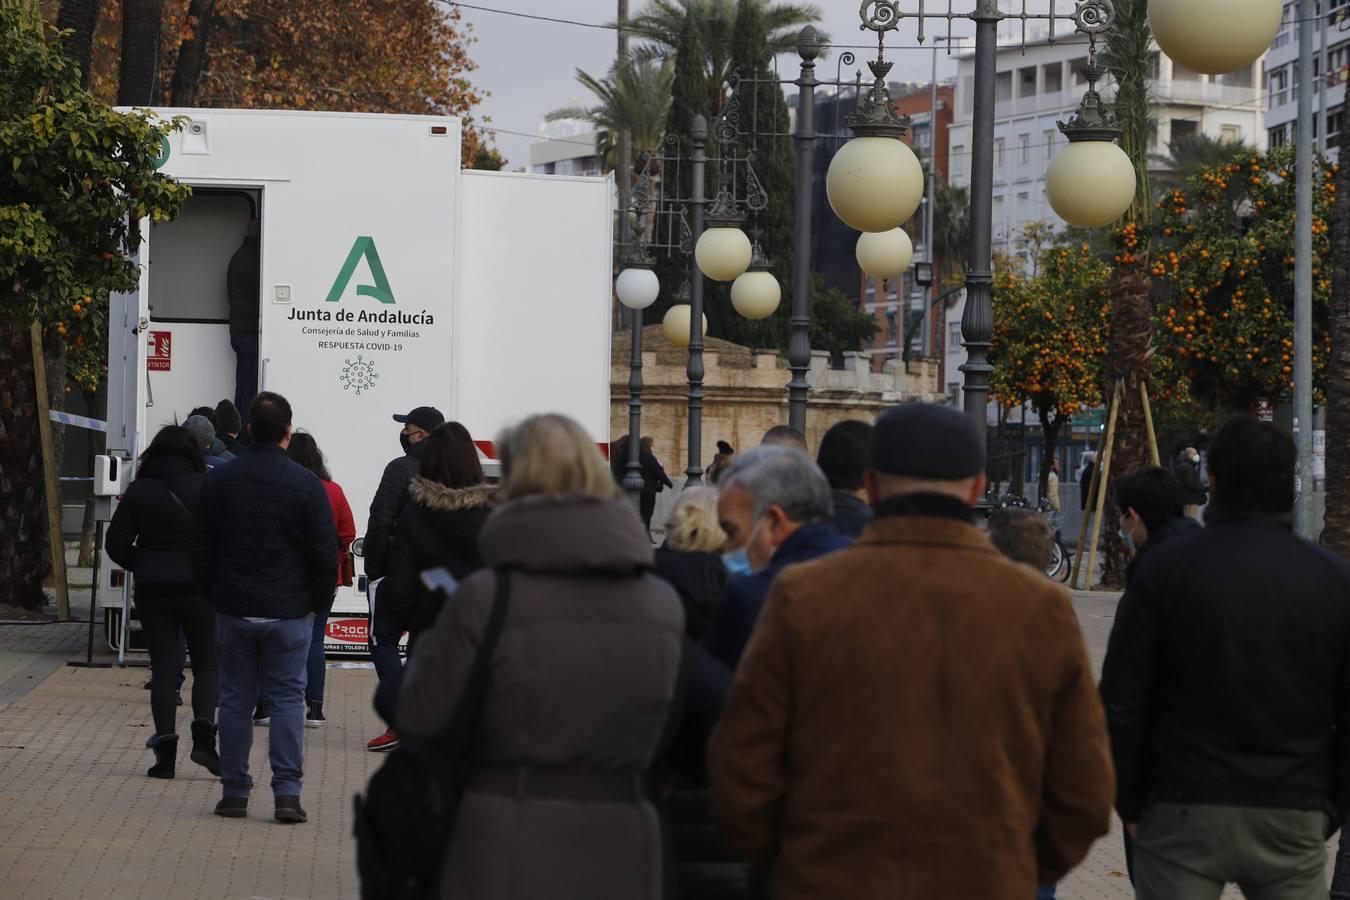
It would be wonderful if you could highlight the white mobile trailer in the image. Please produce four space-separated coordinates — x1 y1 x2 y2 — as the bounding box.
99 109 614 654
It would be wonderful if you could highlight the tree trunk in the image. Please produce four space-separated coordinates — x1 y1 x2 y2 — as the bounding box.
1100 266 1154 588
117 0 164 106
1324 124 1350 557
1038 404 1062 498
77 389 100 567
168 0 215 106
0 322 53 611
56 0 102 89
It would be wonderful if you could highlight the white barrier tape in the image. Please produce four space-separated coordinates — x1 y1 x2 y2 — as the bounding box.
49 410 107 432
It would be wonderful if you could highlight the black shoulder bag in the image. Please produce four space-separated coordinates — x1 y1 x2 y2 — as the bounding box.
353 568 513 900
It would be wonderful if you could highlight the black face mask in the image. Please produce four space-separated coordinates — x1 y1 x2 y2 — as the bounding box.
400 432 413 453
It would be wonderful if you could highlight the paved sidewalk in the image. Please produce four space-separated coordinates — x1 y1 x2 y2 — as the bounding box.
0 658 382 900
0 591 1336 899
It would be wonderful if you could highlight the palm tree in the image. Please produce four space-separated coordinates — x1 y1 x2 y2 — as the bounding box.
547 58 675 172
932 183 971 283
1096 0 1157 587
1152 131 1253 198
626 0 824 112
1325 119 1350 555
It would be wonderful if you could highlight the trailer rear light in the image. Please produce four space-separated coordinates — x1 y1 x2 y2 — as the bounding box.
430 125 449 136
110 570 126 587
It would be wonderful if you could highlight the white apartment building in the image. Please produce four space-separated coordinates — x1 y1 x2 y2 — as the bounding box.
1264 1 1347 156
947 33 1266 258
528 125 602 176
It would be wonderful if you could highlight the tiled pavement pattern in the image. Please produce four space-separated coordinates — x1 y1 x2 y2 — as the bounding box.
0 591 1336 899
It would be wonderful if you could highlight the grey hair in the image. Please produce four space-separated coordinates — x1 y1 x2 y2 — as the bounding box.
721 445 834 523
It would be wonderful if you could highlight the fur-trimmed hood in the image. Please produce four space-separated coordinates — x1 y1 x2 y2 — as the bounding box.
408 476 496 512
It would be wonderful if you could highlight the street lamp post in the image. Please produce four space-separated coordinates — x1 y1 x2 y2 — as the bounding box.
686 114 708 486
788 28 821 435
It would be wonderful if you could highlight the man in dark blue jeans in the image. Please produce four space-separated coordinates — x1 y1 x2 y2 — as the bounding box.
193 391 337 824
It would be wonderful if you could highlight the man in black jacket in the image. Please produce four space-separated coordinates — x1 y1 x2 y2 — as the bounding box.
1101 415 1350 899
363 404 443 752
193 391 337 825
816 419 874 538
226 220 260 426
1115 466 1201 586
1176 446 1208 519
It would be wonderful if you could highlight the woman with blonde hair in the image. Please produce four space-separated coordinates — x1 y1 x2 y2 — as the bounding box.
395 413 684 900
654 486 728 640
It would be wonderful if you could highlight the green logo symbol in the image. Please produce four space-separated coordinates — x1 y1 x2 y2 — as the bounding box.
326 236 395 304
153 135 170 169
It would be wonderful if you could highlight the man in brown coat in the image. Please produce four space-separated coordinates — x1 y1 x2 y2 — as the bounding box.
708 402 1114 899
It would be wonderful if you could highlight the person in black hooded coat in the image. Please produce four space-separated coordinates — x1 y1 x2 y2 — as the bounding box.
377 422 494 650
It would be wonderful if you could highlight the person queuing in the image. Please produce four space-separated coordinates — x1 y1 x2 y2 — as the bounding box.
227 218 260 426
215 398 247 455
364 404 444 753
760 424 806 451
653 486 728 641
1115 466 1200 586
707 440 735 485
106 425 220 781
285 432 356 729
639 436 675 534
703 446 849 669
1101 416 1350 899
378 422 493 651
184 415 231 469
393 413 684 899
815 419 874 538
709 403 1113 898
1175 446 1209 520
192 392 337 825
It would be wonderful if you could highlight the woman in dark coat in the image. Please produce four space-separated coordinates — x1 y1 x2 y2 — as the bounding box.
653 486 728 641
397 413 684 900
106 425 219 779
380 422 494 649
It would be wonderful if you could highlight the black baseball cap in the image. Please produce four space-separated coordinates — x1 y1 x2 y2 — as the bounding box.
869 402 985 480
392 406 445 432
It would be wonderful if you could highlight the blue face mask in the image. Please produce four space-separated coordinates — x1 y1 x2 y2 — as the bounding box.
721 548 752 577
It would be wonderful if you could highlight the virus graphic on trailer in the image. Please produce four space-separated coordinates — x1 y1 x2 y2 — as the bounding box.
340 355 379 395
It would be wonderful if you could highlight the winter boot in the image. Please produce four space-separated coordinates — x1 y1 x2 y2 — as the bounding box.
146 733 178 779
189 719 221 776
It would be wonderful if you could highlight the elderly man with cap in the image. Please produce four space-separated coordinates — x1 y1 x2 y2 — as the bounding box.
708 402 1114 899
363 404 444 752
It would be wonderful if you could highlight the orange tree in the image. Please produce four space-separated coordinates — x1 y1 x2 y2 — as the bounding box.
2 9 189 610
1152 146 1333 410
991 239 1112 497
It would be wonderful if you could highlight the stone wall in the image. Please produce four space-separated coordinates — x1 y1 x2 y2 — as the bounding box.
610 326 945 475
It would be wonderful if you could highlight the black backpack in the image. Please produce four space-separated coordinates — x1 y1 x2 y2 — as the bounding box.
353 569 512 900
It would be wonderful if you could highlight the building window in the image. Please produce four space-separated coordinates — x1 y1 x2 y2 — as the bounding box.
994 138 1005 167
1042 62 1063 93
886 311 898 345
1070 58 1089 85
1171 119 1198 142
1148 52 1161 82
1018 66 1038 98
1269 64 1289 107
1044 128 1057 160
996 71 1013 102
949 323 962 349
1019 134 1030 164
1269 123 1288 147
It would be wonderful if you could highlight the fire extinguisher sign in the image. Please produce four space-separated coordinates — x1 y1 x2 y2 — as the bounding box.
147 331 171 371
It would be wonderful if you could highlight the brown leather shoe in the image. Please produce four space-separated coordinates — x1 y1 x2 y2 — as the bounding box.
274 795 307 824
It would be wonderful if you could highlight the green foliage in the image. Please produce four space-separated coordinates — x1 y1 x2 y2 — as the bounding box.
807 274 877 360
990 237 1112 420
1 8 189 387
547 58 675 172
1100 0 1154 230
1151 147 1334 409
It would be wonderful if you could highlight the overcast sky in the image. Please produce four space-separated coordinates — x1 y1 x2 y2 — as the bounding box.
458 0 983 170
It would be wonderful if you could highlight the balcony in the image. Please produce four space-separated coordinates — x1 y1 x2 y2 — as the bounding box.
1152 79 1262 109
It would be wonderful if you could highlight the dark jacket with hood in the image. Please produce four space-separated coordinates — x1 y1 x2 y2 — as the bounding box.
396 494 685 900
364 438 428 580
1124 514 1202 585
1101 506 1350 826
653 548 727 641
191 443 338 619
106 455 205 587
378 477 495 634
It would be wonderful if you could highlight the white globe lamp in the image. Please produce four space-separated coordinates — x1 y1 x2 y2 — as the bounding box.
614 265 660 310
695 226 753 282
662 304 707 349
827 136 925 233
730 243 781 320
855 228 915 279
1046 140 1137 227
1149 0 1282 75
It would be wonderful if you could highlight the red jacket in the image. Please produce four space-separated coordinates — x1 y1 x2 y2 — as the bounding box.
323 479 357 585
